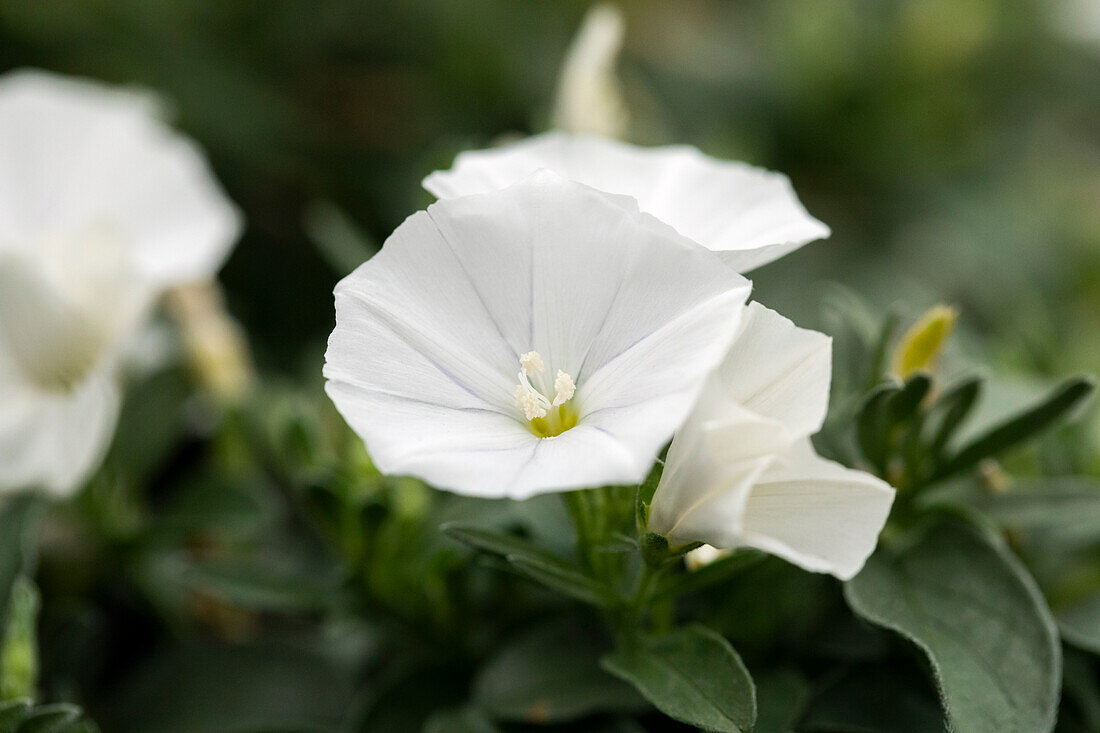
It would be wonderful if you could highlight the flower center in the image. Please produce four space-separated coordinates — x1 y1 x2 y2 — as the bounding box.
513 351 579 438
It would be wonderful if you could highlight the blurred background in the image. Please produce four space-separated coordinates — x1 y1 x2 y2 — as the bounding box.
2 1 1099 730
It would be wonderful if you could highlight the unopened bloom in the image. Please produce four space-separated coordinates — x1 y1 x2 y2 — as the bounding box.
552 3 629 138
324 172 751 499
166 282 255 405
423 132 830 273
0 70 241 496
647 303 895 580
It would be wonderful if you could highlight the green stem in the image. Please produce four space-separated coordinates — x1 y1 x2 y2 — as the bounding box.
563 491 594 570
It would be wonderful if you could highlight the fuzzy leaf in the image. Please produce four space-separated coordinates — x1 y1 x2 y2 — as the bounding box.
602 625 755 732
845 522 1060 733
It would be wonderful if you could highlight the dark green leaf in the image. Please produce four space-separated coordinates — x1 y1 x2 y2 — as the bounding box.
800 665 945 733
844 522 1060 733
473 619 644 724
1057 591 1100 654
962 478 1100 547
865 311 901 389
0 699 31 732
857 382 900 473
601 625 756 732
444 524 614 606
178 557 340 613
423 707 499 733
752 670 809 733
302 200 378 276
16 704 82 733
504 555 615 607
926 376 983 459
933 377 1094 481
1061 650 1100 732
441 524 559 565
888 373 933 424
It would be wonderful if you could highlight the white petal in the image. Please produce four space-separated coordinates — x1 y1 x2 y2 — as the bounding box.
423 132 829 272
738 440 895 580
0 364 121 498
325 172 750 497
0 69 241 284
706 302 832 439
647 403 791 547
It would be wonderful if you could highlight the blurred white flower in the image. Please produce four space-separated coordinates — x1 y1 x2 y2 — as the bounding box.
552 3 629 138
324 172 751 499
0 69 242 497
647 303 894 580
1051 0 1100 45
423 132 830 273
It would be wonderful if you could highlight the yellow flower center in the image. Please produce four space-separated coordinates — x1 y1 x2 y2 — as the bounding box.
513 351 579 438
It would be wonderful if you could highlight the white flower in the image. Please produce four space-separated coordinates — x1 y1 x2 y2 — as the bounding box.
423 132 830 273
552 3 629 138
647 302 895 580
324 172 752 499
0 70 242 497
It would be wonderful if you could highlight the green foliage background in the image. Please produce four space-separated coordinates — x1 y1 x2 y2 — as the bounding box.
1 1 1099 731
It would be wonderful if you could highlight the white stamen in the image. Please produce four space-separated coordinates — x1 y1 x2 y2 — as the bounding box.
519 351 545 373
513 351 575 421
515 382 550 420
552 369 576 406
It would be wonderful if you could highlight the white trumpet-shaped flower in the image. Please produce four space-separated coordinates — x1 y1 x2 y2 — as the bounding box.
647 303 895 580
324 172 752 499
0 70 242 496
423 132 831 273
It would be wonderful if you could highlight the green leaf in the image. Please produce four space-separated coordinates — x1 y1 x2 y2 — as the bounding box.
302 200 378 276
423 707 499 733
443 524 615 606
1061 650 1100 733
925 376 983 460
752 670 809 733
932 376 1094 481
799 665 945 733
857 382 900 473
865 311 901 389
177 557 340 613
0 699 30 731
844 522 1061 733
504 555 615 607
1057 591 1100 654
441 523 559 564
16 704 82 733
962 478 1100 547
601 625 756 732
888 373 932 424
473 619 644 724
